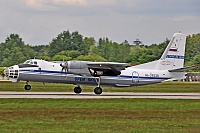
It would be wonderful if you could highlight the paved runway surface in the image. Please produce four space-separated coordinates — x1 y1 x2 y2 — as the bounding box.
0 92 199 99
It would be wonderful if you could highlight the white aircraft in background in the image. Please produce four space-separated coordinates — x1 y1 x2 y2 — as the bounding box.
4 33 196 95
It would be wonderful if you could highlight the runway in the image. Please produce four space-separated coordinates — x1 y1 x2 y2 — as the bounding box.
0 92 199 99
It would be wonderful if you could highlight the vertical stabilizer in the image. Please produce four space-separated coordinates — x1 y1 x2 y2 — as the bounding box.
156 33 186 70
132 33 186 70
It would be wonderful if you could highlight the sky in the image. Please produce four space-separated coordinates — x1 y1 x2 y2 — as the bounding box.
0 0 199 45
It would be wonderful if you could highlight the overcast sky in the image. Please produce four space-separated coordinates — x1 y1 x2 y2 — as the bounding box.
0 0 199 45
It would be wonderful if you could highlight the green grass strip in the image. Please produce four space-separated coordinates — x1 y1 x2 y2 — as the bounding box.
0 99 199 132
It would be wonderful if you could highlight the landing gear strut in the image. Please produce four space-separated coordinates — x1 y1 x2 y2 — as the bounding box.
24 81 31 90
74 86 82 94
94 77 102 95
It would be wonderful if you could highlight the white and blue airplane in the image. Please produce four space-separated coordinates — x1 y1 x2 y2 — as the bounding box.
4 33 196 94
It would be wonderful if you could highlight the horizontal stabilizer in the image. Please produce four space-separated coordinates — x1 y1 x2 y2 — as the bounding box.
168 66 198 72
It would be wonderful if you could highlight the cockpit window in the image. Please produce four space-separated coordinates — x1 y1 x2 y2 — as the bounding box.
24 60 30 64
23 60 38 66
24 60 36 64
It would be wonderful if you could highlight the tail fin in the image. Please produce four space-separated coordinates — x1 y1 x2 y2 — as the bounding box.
156 33 186 70
134 33 186 70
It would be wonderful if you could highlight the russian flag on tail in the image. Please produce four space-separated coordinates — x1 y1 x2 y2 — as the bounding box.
169 47 178 52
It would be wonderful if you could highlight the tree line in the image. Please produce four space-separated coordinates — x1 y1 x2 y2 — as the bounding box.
0 30 199 72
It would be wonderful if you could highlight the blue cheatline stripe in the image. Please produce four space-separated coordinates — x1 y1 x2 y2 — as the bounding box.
19 69 170 80
166 55 184 59
20 69 68 75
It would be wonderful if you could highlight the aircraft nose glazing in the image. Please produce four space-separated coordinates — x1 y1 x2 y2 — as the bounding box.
4 65 19 79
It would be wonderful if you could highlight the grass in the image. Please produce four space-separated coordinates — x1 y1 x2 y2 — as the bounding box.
0 81 200 92
0 99 199 132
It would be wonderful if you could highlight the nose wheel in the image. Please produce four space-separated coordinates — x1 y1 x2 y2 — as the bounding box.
24 84 31 90
24 81 31 90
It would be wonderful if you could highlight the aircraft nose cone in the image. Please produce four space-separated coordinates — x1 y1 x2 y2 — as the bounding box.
4 65 19 81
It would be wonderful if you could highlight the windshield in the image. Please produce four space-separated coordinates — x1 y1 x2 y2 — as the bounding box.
24 60 33 64
24 60 30 64
23 60 38 65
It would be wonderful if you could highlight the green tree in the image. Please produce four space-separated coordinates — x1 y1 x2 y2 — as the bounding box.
84 37 96 48
48 31 88 57
31 45 50 60
97 38 131 62
52 55 72 61
98 37 112 60
187 53 200 71
76 54 107 62
126 46 154 64
89 45 98 55
56 50 81 59
0 34 35 66
185 34 200 63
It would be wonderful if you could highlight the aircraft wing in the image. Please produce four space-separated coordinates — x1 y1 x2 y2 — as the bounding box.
168 66 198 72
87 62 130 77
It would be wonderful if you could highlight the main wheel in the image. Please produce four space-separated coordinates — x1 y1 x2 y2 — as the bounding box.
94 87 102 95
74 86 82 94
24 84 31 90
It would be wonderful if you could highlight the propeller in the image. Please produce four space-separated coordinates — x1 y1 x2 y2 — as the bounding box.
60 61 68 75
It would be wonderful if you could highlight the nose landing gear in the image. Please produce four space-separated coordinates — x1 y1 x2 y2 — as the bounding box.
24 81 31 90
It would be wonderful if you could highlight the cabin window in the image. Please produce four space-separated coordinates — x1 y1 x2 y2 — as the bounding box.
34 61 37 65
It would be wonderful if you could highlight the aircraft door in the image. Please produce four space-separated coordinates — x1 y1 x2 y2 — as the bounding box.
132 71 139 83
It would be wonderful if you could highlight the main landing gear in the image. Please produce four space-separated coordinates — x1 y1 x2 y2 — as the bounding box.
94 77 102 95
74 77 103 95
74 86 82 94
24 81 31 90
74 86 102 95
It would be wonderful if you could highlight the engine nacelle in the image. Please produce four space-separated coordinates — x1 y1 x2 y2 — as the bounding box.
60 61 89 69
60 61 91 76
67 61 88 69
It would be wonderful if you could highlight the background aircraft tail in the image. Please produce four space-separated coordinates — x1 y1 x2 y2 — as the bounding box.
134 33 186 70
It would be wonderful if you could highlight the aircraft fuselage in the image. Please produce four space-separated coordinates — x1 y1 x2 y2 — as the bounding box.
5 59 184 87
